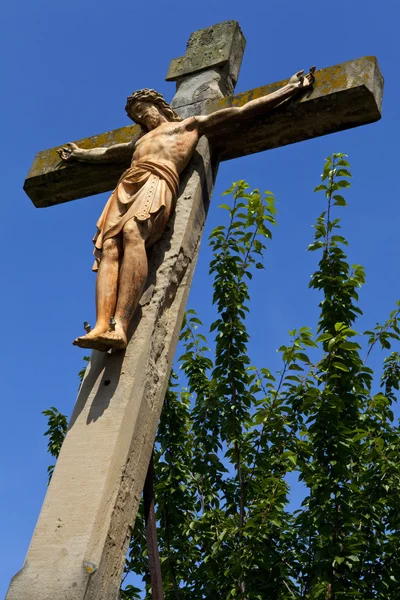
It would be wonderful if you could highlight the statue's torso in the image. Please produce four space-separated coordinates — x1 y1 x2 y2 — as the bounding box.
131 118 199 175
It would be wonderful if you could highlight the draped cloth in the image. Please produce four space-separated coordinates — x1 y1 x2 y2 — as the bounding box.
92 160 180 272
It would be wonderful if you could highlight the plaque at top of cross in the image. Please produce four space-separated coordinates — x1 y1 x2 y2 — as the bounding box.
8 21 383 600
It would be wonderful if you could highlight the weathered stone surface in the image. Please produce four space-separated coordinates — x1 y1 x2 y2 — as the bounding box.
171 68 235 113
24 125 140 208
209 55 383 161
24 56 383 209
166 20 245 85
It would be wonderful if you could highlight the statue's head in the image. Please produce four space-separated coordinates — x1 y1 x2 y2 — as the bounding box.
125 89 182 132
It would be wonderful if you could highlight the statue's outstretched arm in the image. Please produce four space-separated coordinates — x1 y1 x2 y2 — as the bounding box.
196 67 315 136
57 139 135 163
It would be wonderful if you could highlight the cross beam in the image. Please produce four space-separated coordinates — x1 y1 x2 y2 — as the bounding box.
25 56 383 209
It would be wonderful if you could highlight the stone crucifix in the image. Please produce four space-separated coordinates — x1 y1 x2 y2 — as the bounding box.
8 21 383 600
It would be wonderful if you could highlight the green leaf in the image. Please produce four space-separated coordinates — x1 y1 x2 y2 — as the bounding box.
332 361 350 371
336 179 351 188
333 195 347 206
336 169 352 177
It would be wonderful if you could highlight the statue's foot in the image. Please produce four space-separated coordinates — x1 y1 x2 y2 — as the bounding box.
73 332 111 352
96 329 128 351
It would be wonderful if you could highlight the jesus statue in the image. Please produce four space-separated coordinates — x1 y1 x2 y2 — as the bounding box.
58 67 315 351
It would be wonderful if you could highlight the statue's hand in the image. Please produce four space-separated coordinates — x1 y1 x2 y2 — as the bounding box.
57 142 82 161
289 66 316 89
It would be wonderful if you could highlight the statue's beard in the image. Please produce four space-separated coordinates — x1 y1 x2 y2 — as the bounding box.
147 114 159 129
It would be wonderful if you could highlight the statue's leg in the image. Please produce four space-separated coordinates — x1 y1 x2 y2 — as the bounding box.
96 219 148 350
73 237 121 349
94 237 122 331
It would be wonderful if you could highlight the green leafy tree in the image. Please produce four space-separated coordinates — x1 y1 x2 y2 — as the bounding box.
44 156 400 599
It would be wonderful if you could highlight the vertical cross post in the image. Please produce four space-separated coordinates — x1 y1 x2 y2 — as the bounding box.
6 21 245 600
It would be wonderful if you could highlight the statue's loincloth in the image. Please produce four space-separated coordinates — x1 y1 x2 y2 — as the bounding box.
92 160 179 271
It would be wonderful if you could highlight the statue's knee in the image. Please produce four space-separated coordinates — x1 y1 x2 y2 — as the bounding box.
123 220 147 246
102 238 119 259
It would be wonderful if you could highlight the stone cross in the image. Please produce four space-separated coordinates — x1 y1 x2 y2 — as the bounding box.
7 21 383 600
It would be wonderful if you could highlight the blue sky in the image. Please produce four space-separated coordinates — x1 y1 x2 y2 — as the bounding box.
1 0 399 595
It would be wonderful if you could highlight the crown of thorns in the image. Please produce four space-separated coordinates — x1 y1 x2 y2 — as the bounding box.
125 89 182 124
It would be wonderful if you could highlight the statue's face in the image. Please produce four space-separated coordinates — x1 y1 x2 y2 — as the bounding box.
131 101 162 130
